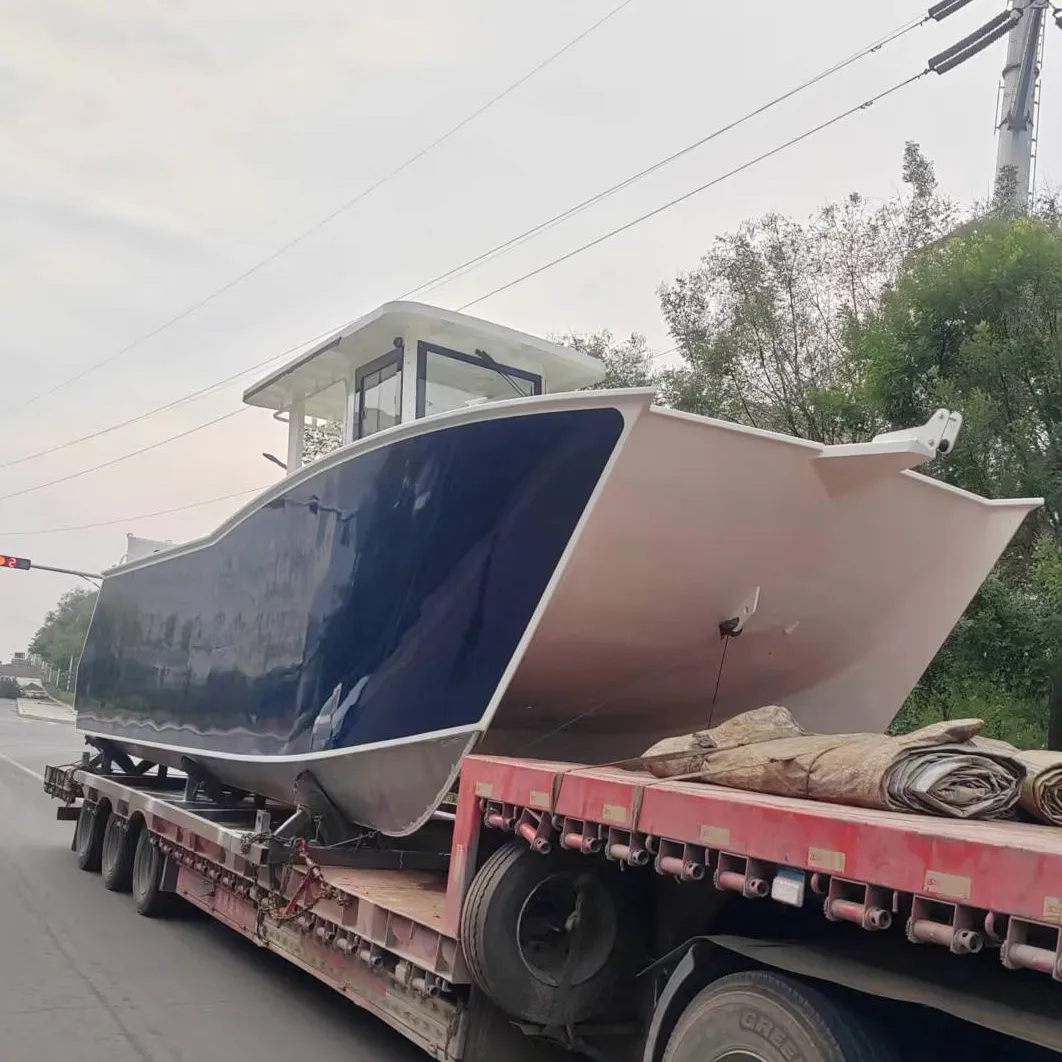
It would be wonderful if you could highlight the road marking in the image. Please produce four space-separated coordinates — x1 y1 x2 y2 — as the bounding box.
0 749 44 782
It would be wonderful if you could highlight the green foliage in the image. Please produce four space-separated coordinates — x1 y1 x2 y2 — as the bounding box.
559 329 661 390
858 214 1062 542
847 207 1062 747
29 588 98 671
658 144 956 443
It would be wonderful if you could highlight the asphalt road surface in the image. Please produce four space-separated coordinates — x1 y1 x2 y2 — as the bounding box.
0 702 423 1062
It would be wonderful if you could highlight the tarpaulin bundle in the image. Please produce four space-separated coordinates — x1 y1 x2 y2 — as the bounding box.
973 738 1062 826
639 707 1026 820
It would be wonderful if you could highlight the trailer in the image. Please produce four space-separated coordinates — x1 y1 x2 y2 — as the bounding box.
43 745 1062 1061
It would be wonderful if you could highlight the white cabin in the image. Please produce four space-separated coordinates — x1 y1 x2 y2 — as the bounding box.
121 534 176 564
242 302 606 473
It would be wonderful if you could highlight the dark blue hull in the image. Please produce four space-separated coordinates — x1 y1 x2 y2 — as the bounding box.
76 405 623 828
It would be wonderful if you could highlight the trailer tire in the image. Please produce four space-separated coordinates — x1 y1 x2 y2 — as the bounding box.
75 801 108 873
131 829 174 917
101 814 139 892
662 970 898 1062
460 840 643 1026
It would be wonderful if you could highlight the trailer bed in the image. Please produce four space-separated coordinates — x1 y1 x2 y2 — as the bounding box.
456 755 1062 977
42 750 1062 1060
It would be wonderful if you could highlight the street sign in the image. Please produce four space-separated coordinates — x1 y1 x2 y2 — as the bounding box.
0 554 31 570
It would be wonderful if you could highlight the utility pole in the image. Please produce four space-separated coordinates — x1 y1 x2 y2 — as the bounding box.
994 0 1048 210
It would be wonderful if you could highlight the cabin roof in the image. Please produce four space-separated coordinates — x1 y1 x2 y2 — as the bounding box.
242 301 605 415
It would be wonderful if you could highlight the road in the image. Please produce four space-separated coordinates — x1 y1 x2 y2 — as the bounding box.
0 701 423 1062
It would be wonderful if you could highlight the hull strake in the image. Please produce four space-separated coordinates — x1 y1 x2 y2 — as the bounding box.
76 403 627 831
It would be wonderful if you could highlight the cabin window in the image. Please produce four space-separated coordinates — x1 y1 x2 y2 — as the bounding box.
416 342 541 419
354 351 403 440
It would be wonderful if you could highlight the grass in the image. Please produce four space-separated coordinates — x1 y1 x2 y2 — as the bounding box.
44 684 75 706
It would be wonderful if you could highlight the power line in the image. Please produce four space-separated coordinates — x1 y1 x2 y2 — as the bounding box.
0 324 343 472
0 8 927 478
0 408 248 506
399 12 930 302
7 0 638 415
0 73 929 509
0 486 271 537
456 71 930 311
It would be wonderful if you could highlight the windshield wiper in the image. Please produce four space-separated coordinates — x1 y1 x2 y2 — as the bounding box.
473 348 529 399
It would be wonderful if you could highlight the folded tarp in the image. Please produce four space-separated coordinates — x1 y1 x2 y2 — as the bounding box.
640 708 1025 820
973 738 1062 826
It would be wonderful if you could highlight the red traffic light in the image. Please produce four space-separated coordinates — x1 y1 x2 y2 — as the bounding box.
0 554 31 570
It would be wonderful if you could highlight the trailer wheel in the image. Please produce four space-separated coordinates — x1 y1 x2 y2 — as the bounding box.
461 840 643 1026
74 801 108 873
131 829 174 917
662 970 897 1062
101 815 140 892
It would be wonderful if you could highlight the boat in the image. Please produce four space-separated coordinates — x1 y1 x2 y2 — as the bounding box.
74 301 1042 835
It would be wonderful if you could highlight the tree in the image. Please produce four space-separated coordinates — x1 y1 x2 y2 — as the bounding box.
858 213 1062 544
557 330 661 390
303 419 344 463
30 588 98 671
658 144 957 443
852 209 1062 746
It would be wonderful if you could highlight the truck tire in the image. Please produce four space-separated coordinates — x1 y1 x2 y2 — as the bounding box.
131 829 174 917
460 840 643 1026
101 814 139 892
663 970 898 1062
75 801 108 873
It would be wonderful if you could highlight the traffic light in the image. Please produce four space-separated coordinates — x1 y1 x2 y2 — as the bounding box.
0 554 31 570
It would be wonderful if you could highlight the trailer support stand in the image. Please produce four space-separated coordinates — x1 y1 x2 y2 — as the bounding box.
292 770 353 847
179 757 228 804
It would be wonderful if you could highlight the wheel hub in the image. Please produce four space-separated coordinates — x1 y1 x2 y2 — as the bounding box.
515 870 617 988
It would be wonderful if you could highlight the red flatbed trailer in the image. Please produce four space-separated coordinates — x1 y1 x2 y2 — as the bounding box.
44 751 1062 1061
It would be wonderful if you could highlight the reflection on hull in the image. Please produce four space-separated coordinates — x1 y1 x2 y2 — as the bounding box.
76 401 627 833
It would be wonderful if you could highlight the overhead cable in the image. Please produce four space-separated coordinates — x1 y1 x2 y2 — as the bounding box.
0 409 247 505
0 325 343 471
457 72 930 310
399 11 930 301
0 487 271 536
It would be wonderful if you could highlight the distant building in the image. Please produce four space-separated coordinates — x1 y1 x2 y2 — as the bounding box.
0 657 45 681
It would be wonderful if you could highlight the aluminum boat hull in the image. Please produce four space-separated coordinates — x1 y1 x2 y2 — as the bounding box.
76 390 1040 834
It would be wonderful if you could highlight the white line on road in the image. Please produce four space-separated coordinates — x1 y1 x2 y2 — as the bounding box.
0 749 44 782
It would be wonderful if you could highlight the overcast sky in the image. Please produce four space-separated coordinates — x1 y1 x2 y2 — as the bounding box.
0 0 1056 659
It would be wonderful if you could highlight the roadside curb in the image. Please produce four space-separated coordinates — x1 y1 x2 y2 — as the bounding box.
15 698 75 725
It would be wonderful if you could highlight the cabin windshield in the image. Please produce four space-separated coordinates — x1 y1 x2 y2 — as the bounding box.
416 342 541 419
